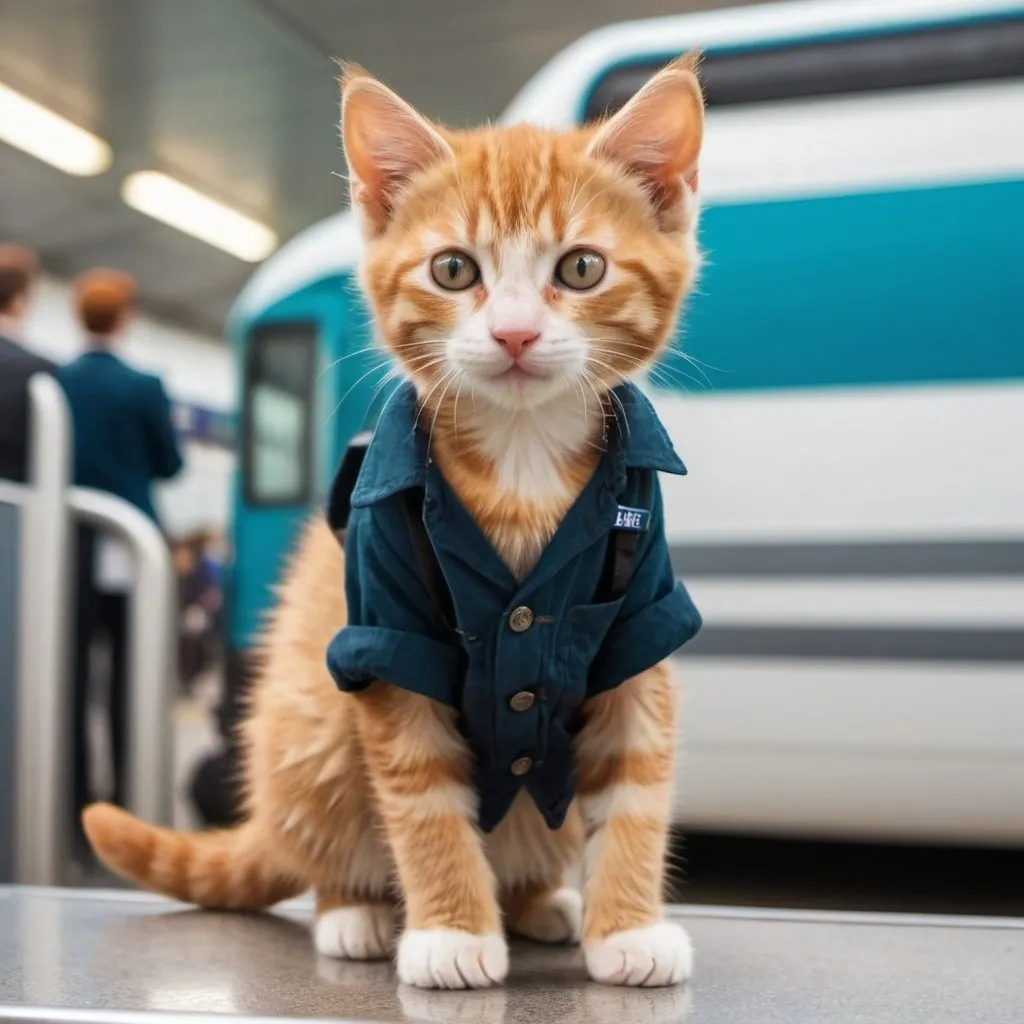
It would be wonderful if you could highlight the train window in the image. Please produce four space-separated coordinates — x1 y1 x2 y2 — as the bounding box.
242 322 316 507
583 17 1024 120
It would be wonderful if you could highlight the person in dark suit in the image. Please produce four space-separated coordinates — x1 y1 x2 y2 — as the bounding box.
59 270 184 522
0 244 55 483
60 269 183 822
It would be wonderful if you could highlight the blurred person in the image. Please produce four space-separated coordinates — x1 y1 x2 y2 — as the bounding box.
188 538 245 830
183 528 242 830
174 529 225 695
61 270 183 519
188 646 246 829
59 269 183 831
0 243 55 483
173 535 204 692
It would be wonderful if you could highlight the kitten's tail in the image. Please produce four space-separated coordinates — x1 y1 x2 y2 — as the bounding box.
82 802 303 909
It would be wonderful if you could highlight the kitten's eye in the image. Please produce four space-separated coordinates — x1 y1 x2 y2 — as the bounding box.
555 249 606 291
430 251 480 291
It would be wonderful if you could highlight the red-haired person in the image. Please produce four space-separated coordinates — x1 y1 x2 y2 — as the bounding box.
60 269 183 827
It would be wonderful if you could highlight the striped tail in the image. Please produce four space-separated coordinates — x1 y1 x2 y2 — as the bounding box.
82 802 303 909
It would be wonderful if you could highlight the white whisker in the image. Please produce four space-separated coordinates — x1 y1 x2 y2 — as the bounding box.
427 371 460 455
413 367 457 434
321 359 394 428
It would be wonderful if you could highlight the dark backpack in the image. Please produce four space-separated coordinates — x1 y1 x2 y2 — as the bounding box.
327 434 652 630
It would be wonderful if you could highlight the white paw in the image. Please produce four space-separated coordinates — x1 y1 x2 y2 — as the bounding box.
511 887 582 944
314 904 395 960
397 929 509 989
584 921 693 987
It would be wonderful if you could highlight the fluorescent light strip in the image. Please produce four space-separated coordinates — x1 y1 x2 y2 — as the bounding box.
122 171 278 263
0 81 111 176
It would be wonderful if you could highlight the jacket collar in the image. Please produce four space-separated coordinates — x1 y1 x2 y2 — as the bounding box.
350 377 686 509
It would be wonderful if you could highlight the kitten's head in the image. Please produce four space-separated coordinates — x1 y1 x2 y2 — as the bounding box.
341 57 704 413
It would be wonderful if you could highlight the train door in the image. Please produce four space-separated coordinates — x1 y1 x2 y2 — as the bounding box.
230 275 378 657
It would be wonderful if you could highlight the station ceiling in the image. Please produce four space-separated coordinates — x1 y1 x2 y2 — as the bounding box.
0 0 753 336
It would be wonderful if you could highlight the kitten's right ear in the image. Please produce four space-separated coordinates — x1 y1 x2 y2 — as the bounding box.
340 66 453 235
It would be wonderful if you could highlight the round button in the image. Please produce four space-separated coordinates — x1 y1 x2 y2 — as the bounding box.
509 690 535 713
509 606 534 633
509 756 533 777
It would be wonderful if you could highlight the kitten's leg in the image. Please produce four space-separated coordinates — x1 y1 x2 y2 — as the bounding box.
503 881 582 944
355 682 507 989
314 889 397 960
574 662 692 987
488 792 584 945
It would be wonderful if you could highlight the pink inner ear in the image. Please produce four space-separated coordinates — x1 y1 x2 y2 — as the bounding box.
586 67 703 217
357 160 410 221
645 178 683 215
342 78 453 231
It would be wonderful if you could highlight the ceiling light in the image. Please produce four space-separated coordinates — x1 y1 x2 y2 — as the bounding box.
0 81 111 176
122 171 278 263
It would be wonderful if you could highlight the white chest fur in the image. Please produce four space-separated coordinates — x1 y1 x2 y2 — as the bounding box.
470 393 599 504
462 393 602 579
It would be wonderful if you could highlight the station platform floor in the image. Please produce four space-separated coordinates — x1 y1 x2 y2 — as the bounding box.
1 886 1022 1024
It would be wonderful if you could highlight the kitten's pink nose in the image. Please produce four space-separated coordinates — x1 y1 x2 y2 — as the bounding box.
490 327 540 359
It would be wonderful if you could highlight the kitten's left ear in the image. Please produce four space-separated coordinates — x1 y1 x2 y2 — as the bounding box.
587 53 704 230
340 65 453 236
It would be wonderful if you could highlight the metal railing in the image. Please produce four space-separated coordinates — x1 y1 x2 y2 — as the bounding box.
12 374 72 886
4 373 177 885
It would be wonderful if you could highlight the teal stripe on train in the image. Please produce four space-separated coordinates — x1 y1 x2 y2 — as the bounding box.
659 178 1024 392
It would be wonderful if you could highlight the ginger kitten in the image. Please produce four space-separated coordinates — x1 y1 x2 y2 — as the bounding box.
84 56 705 990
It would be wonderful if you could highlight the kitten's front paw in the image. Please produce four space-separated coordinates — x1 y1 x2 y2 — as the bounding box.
584 922 693 987
509 887 582 944
398 929 509 989
314 904 396 960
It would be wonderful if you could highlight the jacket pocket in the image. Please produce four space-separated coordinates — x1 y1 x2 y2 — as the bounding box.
561 597 625 693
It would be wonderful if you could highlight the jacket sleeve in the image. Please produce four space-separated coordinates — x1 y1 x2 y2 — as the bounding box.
326 501 463 706
144 377 184 480
587 478 702 695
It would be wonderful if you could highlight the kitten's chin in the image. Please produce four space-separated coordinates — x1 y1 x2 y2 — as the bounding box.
470 371 573 412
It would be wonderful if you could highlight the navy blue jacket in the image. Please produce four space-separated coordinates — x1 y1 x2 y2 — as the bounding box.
327 381 702 831
59 350 183 524
0 334 56 483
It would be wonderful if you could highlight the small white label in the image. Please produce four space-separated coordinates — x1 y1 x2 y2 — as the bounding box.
614 506 650 532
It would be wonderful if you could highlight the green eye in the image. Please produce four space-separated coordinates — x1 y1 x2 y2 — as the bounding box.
555 249 606 291
430 251 480 291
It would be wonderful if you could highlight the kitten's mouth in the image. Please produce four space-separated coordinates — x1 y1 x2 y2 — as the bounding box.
493 364 546 383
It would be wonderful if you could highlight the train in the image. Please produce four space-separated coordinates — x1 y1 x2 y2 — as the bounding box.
225 0 1024 845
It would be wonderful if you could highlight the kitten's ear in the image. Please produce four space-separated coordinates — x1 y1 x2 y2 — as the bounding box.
587 53 704 230
340 65 453 235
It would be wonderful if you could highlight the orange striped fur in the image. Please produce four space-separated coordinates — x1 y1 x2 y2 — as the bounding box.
83 56 704 989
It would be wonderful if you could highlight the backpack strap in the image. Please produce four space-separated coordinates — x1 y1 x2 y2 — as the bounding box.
326 431 373 543
596 468 655 603
400 488 456 632
327 433 456 633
